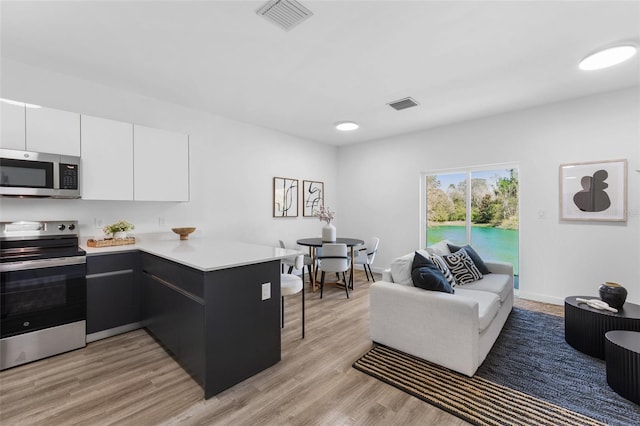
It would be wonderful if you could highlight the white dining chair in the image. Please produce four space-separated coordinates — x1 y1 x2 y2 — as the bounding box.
279 240 313 276
281 254 305 338
317 243 351 299
353 237 380 282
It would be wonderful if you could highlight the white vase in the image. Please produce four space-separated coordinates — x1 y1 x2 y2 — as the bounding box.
322 223 336 242
114 231 127 239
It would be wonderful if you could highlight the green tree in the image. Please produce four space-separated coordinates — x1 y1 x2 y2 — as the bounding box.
494 169 519 224
427 176 453 223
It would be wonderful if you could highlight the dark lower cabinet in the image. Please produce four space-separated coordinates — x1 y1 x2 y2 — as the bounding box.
86 252 141 335
140 253 280 399
141 273 181 356
141 272 204 384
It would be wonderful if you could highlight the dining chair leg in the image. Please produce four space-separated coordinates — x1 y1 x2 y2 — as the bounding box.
368 264 375 282
363 264 370 282
320 271 325 299
288 265 294 274
343 272 349 299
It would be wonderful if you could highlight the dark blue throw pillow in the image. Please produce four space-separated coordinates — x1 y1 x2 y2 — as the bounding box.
447 244 491 275
411 252 454 293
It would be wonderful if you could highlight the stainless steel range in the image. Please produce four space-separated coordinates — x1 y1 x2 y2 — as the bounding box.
0 220 86 370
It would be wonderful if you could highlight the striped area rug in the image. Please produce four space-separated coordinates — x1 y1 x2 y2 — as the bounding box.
353 344 604 426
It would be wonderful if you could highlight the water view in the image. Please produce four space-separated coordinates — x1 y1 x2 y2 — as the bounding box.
427 225 519 276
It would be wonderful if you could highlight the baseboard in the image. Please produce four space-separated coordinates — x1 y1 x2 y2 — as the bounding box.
86 322 143 343
516 292 564 306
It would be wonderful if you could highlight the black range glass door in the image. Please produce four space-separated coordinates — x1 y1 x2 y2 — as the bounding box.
0 259 86 339
0 158 54 189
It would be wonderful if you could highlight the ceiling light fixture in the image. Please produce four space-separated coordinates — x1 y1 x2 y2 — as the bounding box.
335 121 359 132
579 44 637 71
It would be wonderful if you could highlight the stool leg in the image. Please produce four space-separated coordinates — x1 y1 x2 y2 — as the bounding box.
301 268 305 339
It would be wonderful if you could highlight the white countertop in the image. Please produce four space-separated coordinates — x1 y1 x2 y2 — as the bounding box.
81 234 301 272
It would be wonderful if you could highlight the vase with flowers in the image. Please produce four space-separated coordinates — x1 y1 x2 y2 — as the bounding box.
103 220 135 240
316 205 336 242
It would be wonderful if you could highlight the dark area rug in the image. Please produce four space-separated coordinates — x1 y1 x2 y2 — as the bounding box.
476 307 640 426
353 308 640 426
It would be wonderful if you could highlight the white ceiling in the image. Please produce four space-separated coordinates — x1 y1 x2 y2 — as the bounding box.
2 1 639 146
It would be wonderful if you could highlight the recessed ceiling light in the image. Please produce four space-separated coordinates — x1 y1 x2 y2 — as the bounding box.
579 44 637 71
335 121 359 131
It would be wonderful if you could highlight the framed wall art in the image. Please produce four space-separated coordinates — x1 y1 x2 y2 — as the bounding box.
303 180 324 217
273 177 298 217
559 159 627 221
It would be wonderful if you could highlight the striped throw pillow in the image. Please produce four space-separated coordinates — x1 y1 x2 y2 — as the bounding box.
429 254 457 288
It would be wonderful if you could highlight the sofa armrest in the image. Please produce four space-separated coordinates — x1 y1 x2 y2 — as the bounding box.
370 281 481 376
485 260 513 276
381 268 392 282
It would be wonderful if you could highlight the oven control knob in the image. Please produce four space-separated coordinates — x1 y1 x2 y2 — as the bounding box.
58 224 66 231
23 321 30 327
68 224 76 231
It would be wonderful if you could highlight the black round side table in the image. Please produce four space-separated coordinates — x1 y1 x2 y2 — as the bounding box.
605 330 640 405
564 296 640 359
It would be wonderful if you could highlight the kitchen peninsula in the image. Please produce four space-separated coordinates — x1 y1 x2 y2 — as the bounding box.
82 236 300 399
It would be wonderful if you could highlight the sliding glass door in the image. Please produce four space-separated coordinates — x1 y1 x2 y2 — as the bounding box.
425 167 519 287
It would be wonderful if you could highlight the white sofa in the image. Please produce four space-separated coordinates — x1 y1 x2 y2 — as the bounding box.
369 245 513 376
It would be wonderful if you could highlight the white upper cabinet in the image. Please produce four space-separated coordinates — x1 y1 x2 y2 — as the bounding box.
1 102 26 150
26 106 80 156
133 125 189 202
81 115 134 200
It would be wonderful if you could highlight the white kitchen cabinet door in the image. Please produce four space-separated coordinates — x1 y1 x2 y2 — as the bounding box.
26 106 80 156
133 125 189 202
81 115 134 200
0 102 26 150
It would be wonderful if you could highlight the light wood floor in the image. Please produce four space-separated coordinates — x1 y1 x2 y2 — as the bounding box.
0 271 562 426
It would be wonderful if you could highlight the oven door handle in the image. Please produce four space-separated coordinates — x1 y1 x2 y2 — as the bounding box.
0 256 86 272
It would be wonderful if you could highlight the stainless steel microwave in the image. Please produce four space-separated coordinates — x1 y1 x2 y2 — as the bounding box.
0 149 80 198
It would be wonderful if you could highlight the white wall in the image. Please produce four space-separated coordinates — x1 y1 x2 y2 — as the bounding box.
0 59 337 249
337 88 640 305
3 59 638 305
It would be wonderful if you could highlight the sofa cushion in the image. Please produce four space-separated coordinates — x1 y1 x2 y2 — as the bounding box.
447 243 491 275
455 288 501 332
442 249 483 285
425 239 452 257
462 273 512 303
390 252 415 286
390 249 430 286
411 252 454 293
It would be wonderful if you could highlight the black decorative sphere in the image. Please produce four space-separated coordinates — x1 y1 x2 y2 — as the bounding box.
599 282 628 310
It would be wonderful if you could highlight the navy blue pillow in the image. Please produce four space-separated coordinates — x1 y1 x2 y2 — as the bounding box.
411 252 454 293
447 244 491 275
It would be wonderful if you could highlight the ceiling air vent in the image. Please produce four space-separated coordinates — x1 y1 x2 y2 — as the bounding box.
388 97 420 111
256 0 313 32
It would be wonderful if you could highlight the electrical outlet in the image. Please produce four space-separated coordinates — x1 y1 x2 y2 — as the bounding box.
94 218 103 228
261 282 271 301
158 216 165 226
